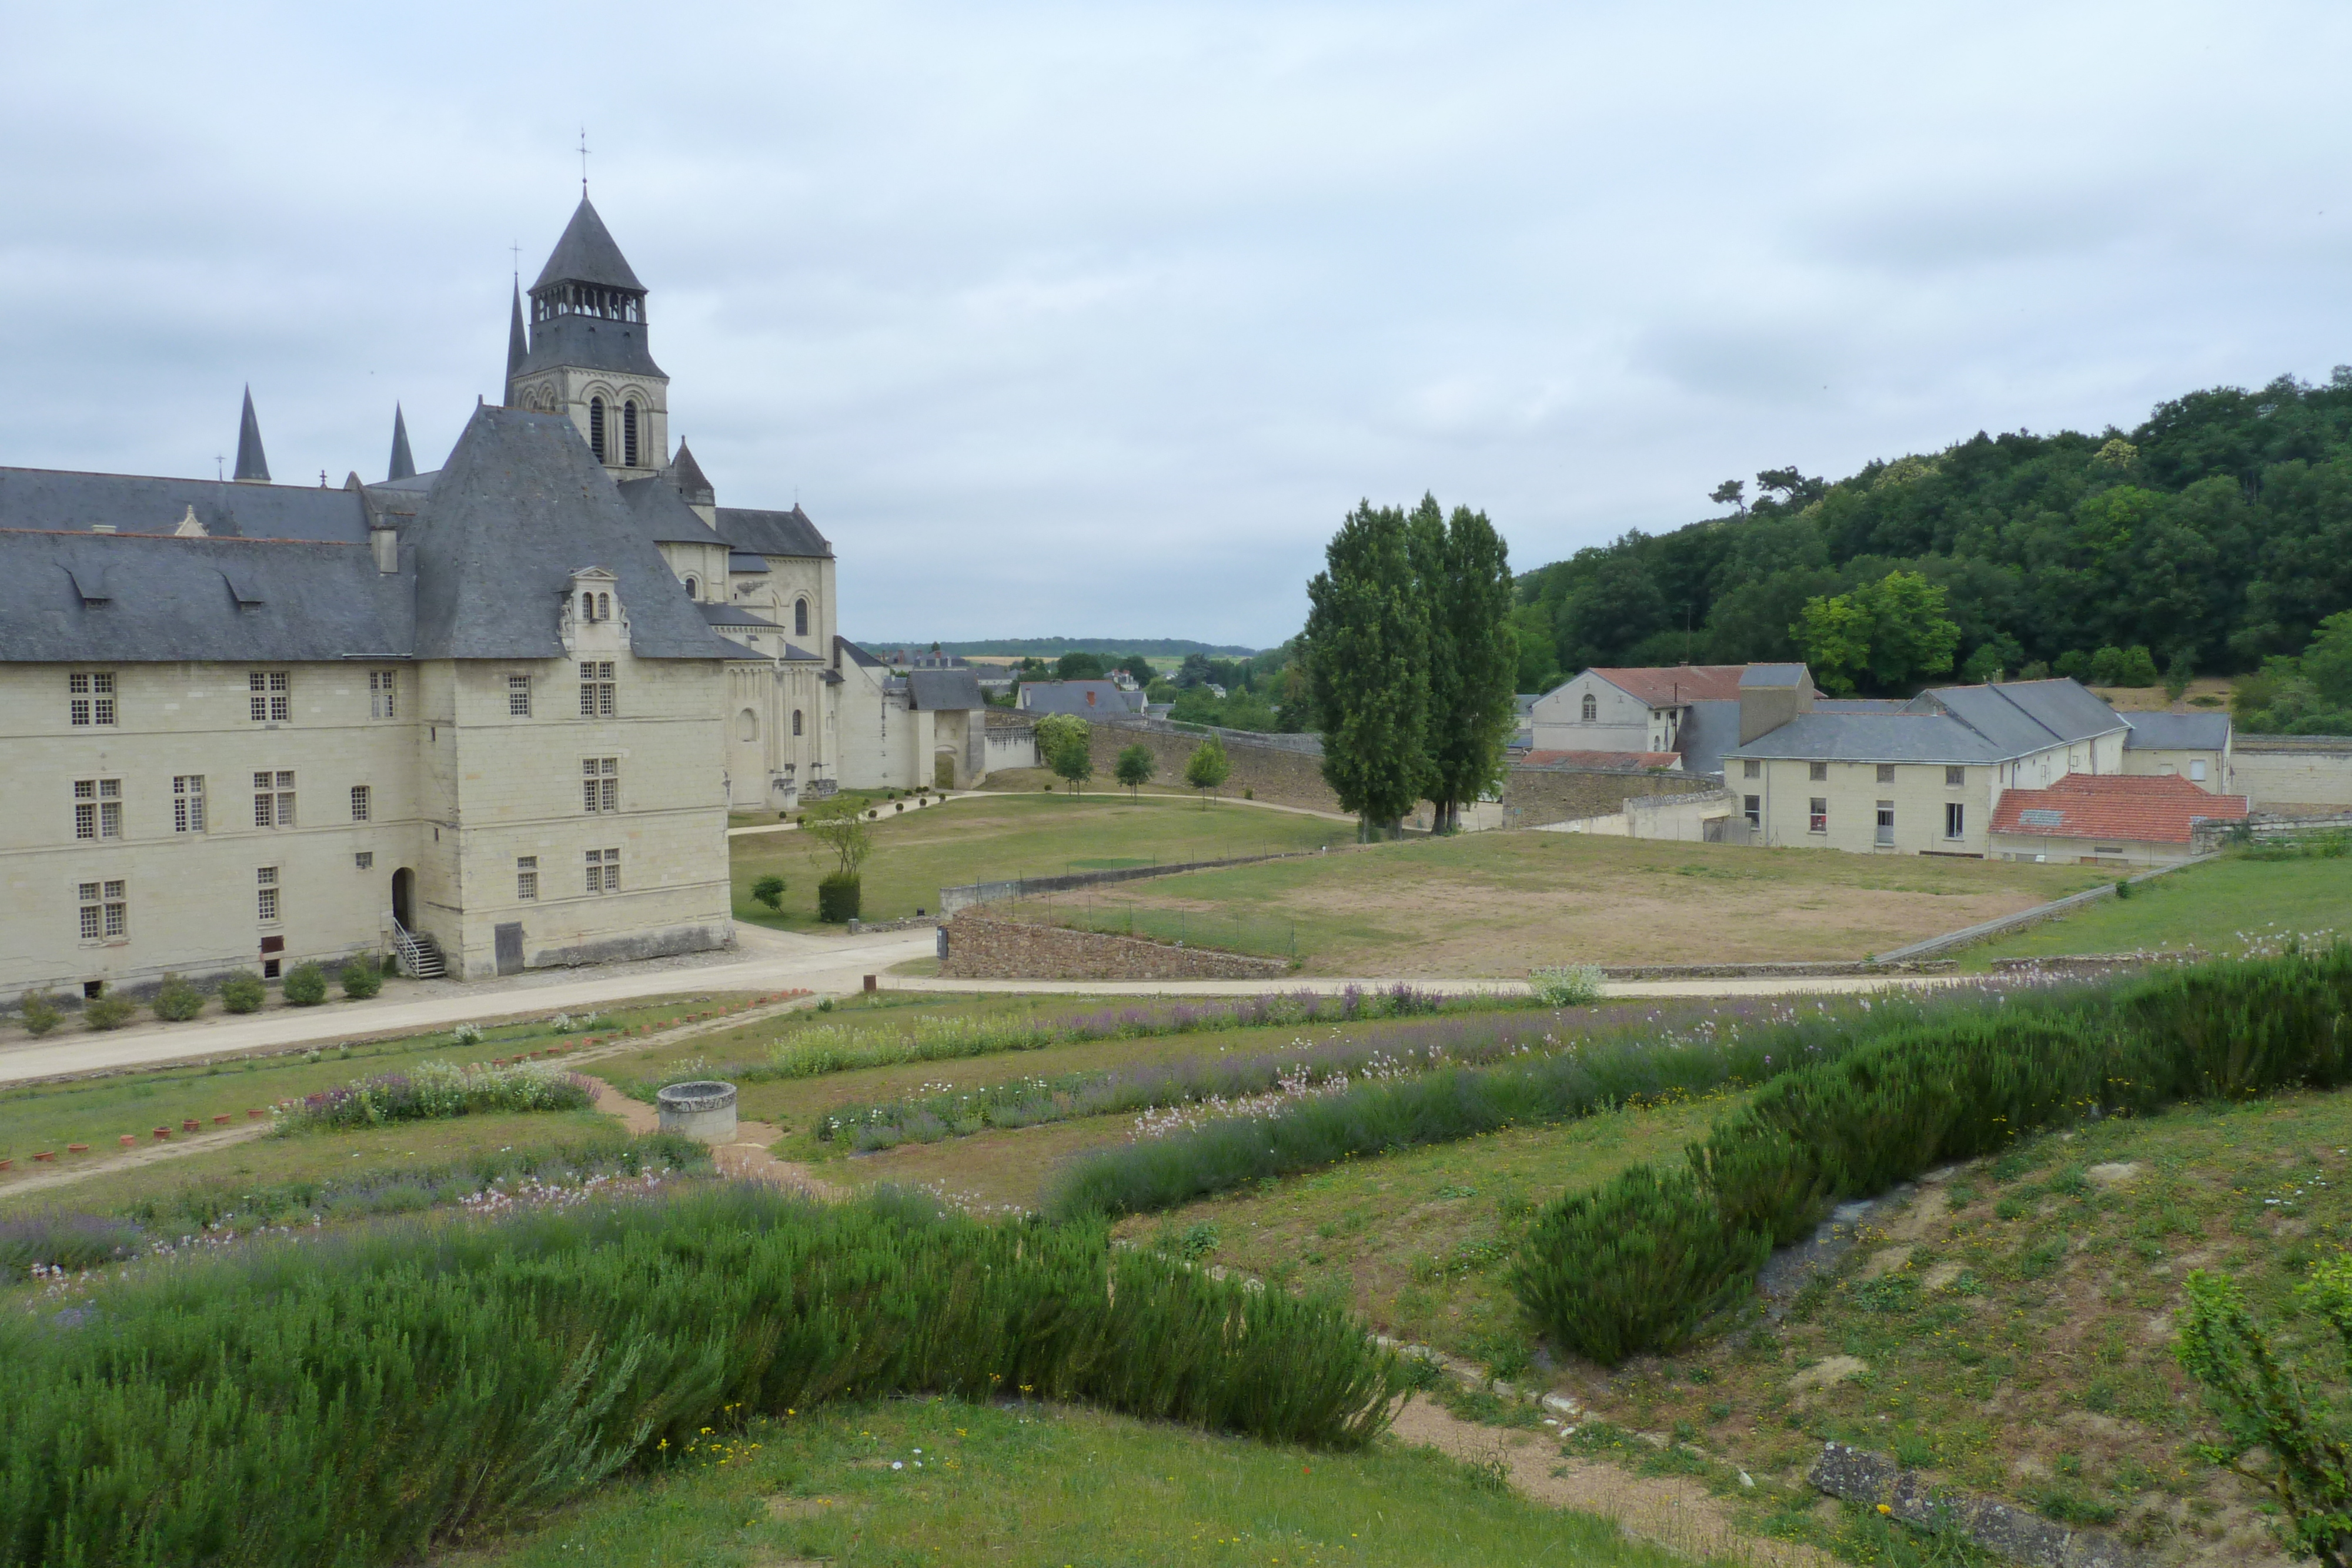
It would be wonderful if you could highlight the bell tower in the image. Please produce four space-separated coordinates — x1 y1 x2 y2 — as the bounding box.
505 195 670 479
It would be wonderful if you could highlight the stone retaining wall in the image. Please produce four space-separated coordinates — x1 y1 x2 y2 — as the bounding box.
2234 735 2352 807
1501 765 1719 828
939 913 1293 981
1083 724 1342 814
1597 959 1956 980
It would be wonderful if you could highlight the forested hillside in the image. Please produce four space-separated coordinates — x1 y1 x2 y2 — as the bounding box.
1511 372 2352 694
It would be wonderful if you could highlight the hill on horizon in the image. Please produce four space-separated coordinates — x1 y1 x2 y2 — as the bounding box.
851 636 1259 658
1510 370 2352 694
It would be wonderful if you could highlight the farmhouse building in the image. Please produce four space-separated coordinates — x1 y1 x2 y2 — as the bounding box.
1987 773 2249 868
0 195 983 996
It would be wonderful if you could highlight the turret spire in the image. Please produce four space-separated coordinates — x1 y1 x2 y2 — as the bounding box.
387 404 416 482
233 385 270 483
506 279 528 385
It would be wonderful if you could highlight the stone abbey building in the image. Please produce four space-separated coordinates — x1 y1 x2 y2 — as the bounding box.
0 197 985 992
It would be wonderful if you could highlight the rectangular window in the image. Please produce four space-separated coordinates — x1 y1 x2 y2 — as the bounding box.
507 674 533 717
256 865 279 922
1809 797 1828 834
1876 801 1895 846
350 784 370 822
72 778 122 841
517 855 539 901
585 847 620 893
1743 794 1760 829
355 851 374 870
78 880 125 941
1945 765 1966 787
582 756 619 813
248 670 290 723
1809 761 1828 782
1876 764 1897 784
172 774 205 833
68 671 116 726
1945 801 1965 839
369 669 398 719
253 771 295 828
579 661 615 718
2190 759 2208 783
1741 759 1760 780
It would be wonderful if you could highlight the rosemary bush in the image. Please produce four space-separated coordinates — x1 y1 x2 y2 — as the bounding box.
279 1059 591 1132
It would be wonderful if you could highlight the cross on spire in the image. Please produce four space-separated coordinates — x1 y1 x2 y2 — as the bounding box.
578 127 590 192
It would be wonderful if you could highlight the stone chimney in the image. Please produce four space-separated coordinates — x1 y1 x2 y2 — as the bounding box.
1738 663 1814 745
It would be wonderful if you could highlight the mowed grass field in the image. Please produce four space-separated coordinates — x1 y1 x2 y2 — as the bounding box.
728 793 1346 932
1962 851 2350 968
1021 831 2109 975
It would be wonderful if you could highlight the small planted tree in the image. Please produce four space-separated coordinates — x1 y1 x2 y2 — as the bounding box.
2177 1256 2352 1565
751 874 787 912
804 797 874 922
1115 744 1155 800
1035 714 1092 795
1184 739 1231 808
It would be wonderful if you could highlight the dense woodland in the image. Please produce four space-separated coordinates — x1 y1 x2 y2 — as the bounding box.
1509 372 2352 697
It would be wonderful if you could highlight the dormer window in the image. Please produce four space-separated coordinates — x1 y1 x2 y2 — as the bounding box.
580 590 593 620
597 592 610 620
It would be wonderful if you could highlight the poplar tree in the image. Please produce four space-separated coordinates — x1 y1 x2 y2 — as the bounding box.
1305 503 1430 838
1412 497 1518 833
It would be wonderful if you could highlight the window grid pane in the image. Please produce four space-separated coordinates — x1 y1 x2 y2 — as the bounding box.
350 785 370 822
508 676 532 717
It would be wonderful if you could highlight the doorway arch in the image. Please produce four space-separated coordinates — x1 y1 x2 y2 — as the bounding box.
392 867 415 930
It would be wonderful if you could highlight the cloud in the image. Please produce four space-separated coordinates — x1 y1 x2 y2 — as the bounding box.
4 1 2351 645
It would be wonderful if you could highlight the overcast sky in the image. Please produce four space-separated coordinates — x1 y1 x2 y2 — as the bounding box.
5 3 2348 648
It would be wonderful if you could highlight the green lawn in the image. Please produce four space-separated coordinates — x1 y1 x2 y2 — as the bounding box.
730 793 1345 932
451 1395 1689 1568
0 992 750 1169
1962 851 2351 967
1020 831 2106 975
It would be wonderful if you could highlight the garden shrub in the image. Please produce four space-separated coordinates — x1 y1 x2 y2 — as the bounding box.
16 991 60 1037
1511 1164 1769 1364
280 1060 591 1131
0 1186 1401 1566
282 962 328 1007
340 955 383 1000
817 873 861 922
1528 964 1605 1007
218 971 266 1014
751 873 786 912
149 974 205 1022
82 989 135 1031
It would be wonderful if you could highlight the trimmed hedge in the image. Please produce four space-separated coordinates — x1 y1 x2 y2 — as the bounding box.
817 872 861 922
0 1187 1401 1567
1516 947 2352 1365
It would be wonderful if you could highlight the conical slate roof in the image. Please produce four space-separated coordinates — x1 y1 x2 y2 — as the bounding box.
530 196 644 292
233 386 270 482
387 404 416 482
667 438 714 506
506 282 529 380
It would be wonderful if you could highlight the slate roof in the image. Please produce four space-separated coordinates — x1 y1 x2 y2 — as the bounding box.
1739 663 1810 688
1813 698 1905 714
1018 680 1144 716
1592 664 1751 706
1521 749 1682 771
513 312 664 381
1730 678 2127 765
2124 712 2232 751
907 668 986 710
1913 680 2124 751
402 404 734 661
667 440 715 507
835 637 884 668
1989 773 2247 844
700 603 780 629
532 196 646 292
616 473 727 546
0 530 413 663
727 551 769 573
234 386 269 482
1673 698 1740 776
716 504 832 559
0 466 370 543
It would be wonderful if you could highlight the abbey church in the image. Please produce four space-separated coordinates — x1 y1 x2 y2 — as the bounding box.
0 196 986 992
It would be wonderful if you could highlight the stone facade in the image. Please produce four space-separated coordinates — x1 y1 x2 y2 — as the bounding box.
939 913 1292 981
1083 723 1342 814
2233 735 2352 807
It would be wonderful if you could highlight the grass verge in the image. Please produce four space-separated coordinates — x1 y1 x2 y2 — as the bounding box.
1960 851 2348 967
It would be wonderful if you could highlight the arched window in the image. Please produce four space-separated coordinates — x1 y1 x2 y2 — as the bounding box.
794 599 809 637
623 400 639 467
737 709 757 742
596 593 610 621
683 576 699 600
1581 693 1597 722
579 591 593 620
588 397 606 462
792 709 803 737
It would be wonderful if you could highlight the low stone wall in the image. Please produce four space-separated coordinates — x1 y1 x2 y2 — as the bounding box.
940 913 1292 981
1083 724 1342 814
1501 764 1719 828
1598 959 1956 980
1989 952 2203 974
2234 736 2352 808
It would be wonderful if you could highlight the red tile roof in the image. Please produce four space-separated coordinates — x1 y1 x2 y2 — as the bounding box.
1589 664 1752 707
1989 773 2248 844
1523 749 1683 770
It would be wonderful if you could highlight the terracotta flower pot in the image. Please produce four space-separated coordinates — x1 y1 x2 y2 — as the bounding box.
119 1135 136 1146
67 1144 88 1154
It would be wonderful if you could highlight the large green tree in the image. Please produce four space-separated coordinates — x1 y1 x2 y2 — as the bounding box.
1409 496 1519 833
1792 570 1962 694
1304 502 1431 838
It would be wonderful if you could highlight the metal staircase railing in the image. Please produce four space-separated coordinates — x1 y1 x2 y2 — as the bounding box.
390 916 445 979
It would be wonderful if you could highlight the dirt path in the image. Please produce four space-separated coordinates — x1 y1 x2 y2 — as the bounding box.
0 1121 275 1199
1387 1395 1837 1567
582 1075 840 1199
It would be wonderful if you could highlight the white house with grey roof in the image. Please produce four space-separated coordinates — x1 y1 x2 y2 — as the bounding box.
0 195 983 997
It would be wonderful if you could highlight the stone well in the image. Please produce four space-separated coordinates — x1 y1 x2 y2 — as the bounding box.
656 1080 739 1144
